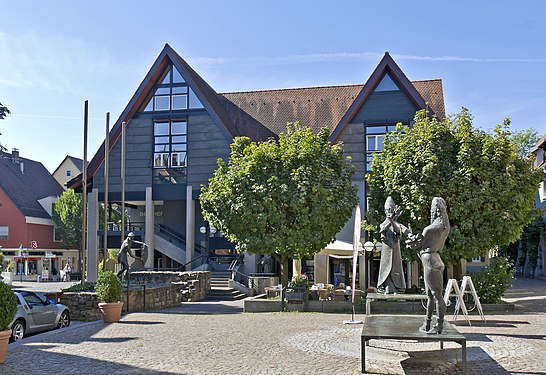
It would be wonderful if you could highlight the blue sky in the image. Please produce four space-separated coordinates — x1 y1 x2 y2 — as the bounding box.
1 1 545 172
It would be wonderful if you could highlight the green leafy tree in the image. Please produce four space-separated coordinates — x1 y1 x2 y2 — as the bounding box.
53 189 83 249
510 128 541 159
470 257 515 303
367 109 544 268
200 123 358 287
0 102 9 120
0 101 10 152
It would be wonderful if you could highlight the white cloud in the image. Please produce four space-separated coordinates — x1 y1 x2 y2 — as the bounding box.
0 31 127 94
189 51 546 67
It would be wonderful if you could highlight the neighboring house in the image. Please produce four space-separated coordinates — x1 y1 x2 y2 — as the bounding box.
530 134 546 278
52 155 85 190
69 44 445 286
0 149 79 279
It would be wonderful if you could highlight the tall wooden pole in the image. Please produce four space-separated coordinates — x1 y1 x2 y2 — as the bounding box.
121 121 126 244
102 112 110 272
81 100 88 285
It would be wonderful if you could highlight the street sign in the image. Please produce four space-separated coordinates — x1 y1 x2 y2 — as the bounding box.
30 241 38 249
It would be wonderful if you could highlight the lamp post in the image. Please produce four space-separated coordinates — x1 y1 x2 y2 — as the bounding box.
19 249 28 283
361 241 382 290
199 225 216 264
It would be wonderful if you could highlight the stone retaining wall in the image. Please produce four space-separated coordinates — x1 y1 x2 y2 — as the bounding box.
61 271 211 321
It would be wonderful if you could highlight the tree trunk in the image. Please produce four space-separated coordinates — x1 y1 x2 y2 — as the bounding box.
452 261 463 281
280 255 289 290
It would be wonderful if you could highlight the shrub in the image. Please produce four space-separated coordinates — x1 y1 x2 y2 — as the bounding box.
0 282 17 331
95 271 123 303
288 275 309 290
469 257 515 304
62 282 96 292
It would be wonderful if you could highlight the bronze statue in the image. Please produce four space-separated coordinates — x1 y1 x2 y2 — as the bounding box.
117 232 145 280
406 197 450 334
377 196 409 294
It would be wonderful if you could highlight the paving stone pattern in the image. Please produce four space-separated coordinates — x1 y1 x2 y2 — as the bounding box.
3 277 546 374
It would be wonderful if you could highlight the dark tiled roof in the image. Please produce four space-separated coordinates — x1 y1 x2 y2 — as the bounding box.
412 79 445 120
220 80 445 137
0 151 64 219
168 46 275 141
71 45 446 190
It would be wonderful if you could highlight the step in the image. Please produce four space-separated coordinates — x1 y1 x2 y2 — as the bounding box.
206 287 247 301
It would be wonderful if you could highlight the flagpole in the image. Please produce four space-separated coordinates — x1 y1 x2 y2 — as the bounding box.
344 203 363 324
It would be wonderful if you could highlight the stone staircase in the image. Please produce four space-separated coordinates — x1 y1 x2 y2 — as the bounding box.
207 271 247 301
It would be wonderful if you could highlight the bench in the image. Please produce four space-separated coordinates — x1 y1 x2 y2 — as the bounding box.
365 292 428 316
361 315 467 374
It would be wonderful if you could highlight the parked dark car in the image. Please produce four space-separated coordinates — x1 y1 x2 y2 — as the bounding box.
9 291 70 342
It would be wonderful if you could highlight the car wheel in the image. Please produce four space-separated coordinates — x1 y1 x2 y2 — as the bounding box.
58 311 70 329
11 320 25 342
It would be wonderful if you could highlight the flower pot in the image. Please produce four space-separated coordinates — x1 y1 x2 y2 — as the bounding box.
0 272 13 286
0 329 11 363
98 302 124 323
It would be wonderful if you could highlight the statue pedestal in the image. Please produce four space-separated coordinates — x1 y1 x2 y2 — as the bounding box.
361 315 466 374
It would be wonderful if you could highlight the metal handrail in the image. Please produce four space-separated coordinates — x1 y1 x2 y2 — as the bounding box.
227 253 244 271
178 255 208 271
231 269 260 295
154 223 208 255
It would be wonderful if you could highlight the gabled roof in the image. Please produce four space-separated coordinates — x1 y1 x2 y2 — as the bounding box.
330 52 433 141
77 43 274 187
69 46 445 189
52 155 85 176
531 133 546 153
220 78 444 139
0 151 64 219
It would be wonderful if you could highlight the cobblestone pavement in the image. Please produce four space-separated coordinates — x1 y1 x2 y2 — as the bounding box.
2 277 546 374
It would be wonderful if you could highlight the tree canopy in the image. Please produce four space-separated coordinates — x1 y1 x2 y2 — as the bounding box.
53 189 83 250
366 108 544 264
0 101 9 152
509 128 541 159
200 123 358 286
0 102 9 120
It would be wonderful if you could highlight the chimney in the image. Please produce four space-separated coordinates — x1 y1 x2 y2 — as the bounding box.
12 148 20 163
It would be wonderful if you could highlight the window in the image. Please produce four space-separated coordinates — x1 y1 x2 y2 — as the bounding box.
374 73 400 92
66 170 72 177
365 122 409 172
143 64 204 112
0 226 8 240
367 135 383 152
153 120 187 184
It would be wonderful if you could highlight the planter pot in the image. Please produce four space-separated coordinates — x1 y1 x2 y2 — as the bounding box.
285 291 305 302
1 272 13 286
98 302 124 323
0 329 11 363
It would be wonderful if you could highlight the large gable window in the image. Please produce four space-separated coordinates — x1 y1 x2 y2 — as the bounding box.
153 120 187 184
374 72 400 92
144 64 204 112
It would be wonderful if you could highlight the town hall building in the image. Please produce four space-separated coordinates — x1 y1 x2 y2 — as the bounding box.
69 44 445 287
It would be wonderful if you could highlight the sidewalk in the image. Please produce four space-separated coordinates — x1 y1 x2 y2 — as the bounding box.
1 277 545 374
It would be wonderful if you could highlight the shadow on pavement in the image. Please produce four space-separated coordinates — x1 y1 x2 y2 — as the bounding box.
83 337 139 343
157 301 244 315
117 320 165 325
401 346 510 375
0 349 180 375
452 319 530 328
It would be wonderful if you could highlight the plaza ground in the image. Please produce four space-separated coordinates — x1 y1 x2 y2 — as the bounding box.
2 277 546 374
